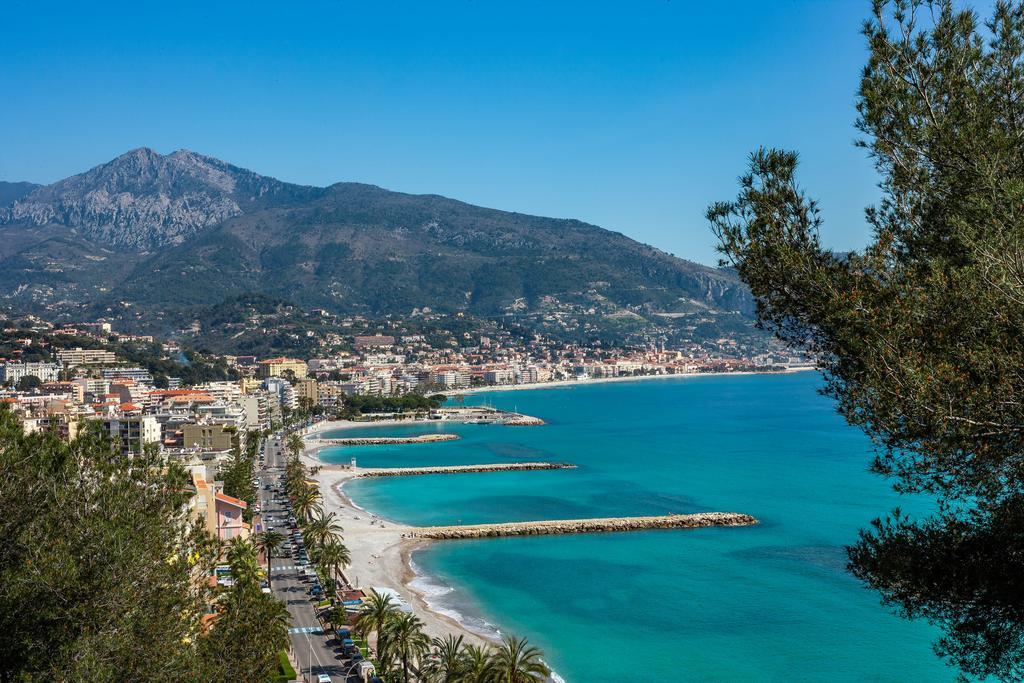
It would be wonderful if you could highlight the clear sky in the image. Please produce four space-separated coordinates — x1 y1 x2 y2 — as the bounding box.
0 0 880 265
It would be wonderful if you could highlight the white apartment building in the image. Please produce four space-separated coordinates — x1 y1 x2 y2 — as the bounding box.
430 369 471 389
100 415 161 454
240 395 268 433
0 362 61 384
57 347 117 366
483 368 516 385
195 402 247 432
196 381 244 406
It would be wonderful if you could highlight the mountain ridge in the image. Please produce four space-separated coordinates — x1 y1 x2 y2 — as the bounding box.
0 148 753 334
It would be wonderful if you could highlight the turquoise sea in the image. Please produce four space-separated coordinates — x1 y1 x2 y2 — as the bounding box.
322 372 952 682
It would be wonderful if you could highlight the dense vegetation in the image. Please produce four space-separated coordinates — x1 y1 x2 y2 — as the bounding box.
0 408 288 680
220 430 261 522
711 1 1024 679
341 393 446 418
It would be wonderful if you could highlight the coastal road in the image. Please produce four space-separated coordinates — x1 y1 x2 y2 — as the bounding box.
262 433 361 683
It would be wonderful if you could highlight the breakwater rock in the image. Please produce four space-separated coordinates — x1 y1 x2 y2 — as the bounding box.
416 512 758 539
356 462 575 478
313 434 460 446
502 414 545 426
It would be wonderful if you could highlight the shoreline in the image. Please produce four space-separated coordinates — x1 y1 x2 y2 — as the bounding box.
310 456 501 650
305 375 790 680
443 366 815 396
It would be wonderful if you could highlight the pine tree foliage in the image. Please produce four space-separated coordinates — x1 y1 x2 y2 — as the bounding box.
710 2 1024 679
0 408 288 680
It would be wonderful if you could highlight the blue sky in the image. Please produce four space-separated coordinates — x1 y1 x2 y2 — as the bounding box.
0 1 879 265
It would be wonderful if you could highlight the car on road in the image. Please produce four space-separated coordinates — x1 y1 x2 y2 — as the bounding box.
317 675 331 683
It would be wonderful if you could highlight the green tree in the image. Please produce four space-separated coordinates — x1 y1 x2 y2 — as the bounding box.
461 644 496 683
220 443 257 521
380 611 430 683
314 538 351 589
292 486 323 524
284 457 309 496
305 510 344 551
15 375 41 391
201 571 291 681
0 411 216 679
489 635 549 683
225 536 262 587
423 633 467 682
710 1 1024 679
0 407 290 680
324 604 349 633
355 590 399 663
287 431 305 460
256 530 286 589
244 428 262 459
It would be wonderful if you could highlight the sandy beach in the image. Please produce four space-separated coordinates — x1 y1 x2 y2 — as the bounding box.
443 366 815 396
301 376 793 676
305 427 496 648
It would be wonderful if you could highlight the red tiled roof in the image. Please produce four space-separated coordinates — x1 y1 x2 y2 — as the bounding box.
214 492 248 509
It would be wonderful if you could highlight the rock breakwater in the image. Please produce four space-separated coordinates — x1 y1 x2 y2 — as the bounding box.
356 462 575 478
416 512 758 539
313 434 460 446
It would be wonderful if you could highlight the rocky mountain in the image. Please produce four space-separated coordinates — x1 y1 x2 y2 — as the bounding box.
0 148 322 248
0 149 752 333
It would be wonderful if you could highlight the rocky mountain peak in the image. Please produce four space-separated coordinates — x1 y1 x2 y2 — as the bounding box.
0 148 296 249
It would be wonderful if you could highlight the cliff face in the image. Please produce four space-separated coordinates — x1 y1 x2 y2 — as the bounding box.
0 148 321 248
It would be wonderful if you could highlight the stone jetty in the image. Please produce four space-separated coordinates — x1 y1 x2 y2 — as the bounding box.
312 434 459 446
415 512 758 539
355 462 575 478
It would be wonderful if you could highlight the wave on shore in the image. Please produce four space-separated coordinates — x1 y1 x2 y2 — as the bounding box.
407 554 566 683
408 554 501 641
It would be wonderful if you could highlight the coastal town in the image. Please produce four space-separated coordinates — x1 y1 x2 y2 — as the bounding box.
5 0 1017 678
0 313 812 449
0 313 792 681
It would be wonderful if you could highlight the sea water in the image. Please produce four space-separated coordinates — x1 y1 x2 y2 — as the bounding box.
322 372 953 682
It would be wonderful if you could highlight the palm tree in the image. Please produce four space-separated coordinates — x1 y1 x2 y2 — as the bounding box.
305 510 343 550
292 486 323 523
225 537 261 589
355 590 399 661
262 592 293 644
315 539 351 589
255 530 285 588
382 611 430 683
489 635 549 683
423 633 466 682
287 432 304 460
284 458 308 496
243 428 262 458
460 644 496 683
